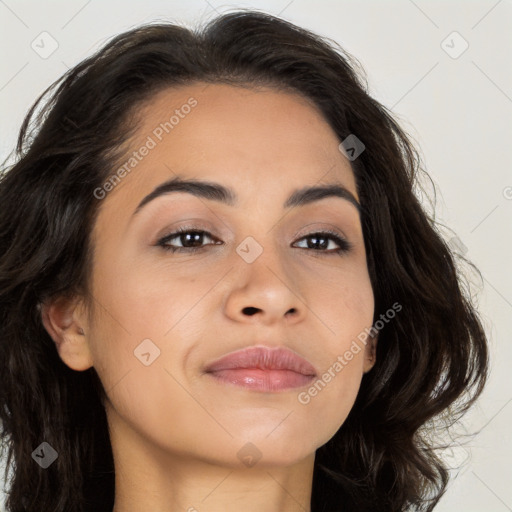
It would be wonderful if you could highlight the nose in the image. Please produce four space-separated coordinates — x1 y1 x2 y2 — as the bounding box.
223 243 305 326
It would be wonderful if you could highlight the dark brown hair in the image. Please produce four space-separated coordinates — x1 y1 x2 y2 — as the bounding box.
0 10 488 511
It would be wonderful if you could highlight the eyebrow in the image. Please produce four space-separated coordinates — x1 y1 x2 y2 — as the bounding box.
132 176 361 217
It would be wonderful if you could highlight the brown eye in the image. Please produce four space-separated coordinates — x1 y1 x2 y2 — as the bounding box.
157 228 220 253
293 231 352 254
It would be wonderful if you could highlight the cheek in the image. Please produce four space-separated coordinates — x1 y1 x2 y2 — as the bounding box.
85 289 208 456
316 261 375 350
85 255 220 416
299 265 374 430
90 249 221 341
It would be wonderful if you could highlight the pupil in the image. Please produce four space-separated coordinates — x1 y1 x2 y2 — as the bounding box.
183 232 202 247
309 235 327 249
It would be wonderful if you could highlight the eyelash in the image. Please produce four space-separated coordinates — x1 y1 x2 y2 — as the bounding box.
156 226 353 255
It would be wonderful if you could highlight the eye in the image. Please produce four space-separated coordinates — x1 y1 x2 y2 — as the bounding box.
156 227 220 253
156 226 352 255
293 230 352 254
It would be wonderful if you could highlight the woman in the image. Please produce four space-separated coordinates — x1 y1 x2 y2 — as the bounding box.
0 10 489 512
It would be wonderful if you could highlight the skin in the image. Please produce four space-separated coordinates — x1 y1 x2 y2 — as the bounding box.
41 83 378 512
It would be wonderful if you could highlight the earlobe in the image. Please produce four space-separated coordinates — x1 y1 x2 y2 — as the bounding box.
40 295 93 371
363 333 378 373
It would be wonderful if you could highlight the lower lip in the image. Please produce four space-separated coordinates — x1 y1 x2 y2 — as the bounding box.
206 368 315 392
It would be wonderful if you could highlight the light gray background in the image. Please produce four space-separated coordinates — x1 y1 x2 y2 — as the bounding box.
1 1 511 510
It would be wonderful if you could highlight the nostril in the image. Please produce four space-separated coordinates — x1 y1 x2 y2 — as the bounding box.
242 307 259 316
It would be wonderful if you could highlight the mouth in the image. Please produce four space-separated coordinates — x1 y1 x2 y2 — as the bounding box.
203 346 317 392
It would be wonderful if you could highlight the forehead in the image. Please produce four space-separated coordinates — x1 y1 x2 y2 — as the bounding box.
98 82 357 217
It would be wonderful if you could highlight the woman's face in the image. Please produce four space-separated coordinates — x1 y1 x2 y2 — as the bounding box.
53 83 376 468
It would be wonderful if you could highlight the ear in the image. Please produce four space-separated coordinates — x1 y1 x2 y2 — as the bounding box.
40 295 93 371
363 333 378 373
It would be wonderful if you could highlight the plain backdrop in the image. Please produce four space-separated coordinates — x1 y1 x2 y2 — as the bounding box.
1 1 511 510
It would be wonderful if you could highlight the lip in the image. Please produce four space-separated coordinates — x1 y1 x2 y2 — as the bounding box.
204 346 317 392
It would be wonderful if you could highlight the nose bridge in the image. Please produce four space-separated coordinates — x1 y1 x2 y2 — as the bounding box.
234 225 288 281
234 195 305 282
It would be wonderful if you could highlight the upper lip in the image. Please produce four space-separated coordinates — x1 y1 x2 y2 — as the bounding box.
204 346 317 376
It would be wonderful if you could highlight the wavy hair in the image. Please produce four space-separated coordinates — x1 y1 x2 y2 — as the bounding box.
0 10 489 511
